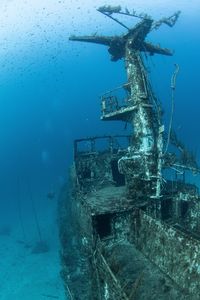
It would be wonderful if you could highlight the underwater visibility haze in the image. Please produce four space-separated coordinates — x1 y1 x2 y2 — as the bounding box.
0 0 200 299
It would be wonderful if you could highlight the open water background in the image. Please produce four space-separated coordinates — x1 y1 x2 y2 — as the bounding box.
0 1 199 298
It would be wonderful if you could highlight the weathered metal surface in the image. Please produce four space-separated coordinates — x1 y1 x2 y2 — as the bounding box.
135 210 200 296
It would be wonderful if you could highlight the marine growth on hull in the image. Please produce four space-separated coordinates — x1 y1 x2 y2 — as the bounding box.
59 5 200 300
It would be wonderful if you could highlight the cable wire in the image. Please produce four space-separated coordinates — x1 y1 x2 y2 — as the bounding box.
163 63 180 155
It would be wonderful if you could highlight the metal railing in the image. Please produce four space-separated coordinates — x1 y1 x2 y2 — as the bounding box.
74 135 131 159
100 83 131 116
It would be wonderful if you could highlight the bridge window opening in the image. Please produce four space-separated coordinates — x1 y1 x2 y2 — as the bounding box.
161 198 172 220
94 214 112 238
180 201 189 218
111 160 125 186
82 167 91 179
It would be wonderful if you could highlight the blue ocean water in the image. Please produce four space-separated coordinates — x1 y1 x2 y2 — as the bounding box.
0 1 199 299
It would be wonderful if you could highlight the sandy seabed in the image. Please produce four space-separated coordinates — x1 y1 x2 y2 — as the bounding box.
0 201 66 300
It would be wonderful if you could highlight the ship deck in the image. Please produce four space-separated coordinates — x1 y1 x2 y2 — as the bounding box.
85 186 146 215
102 241 188 300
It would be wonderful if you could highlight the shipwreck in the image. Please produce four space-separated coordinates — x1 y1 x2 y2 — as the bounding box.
59 5 200 300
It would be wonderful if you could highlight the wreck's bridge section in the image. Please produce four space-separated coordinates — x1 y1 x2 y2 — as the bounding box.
69 131 200 299
74 135 131 191
69 7 183 200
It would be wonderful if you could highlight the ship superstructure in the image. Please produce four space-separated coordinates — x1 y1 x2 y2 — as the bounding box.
59 6 200 300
